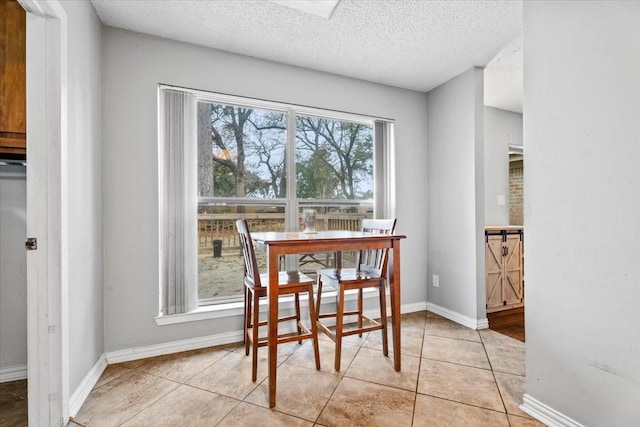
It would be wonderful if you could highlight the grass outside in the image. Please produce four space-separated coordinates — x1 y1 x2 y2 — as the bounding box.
198 250 255 299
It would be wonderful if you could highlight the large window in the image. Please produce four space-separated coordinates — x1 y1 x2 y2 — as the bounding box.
159 87 394 315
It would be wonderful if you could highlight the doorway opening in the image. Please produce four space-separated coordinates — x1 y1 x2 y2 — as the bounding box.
0 1 28 424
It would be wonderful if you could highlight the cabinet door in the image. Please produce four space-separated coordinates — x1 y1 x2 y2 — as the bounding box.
0 0 27 157
503 234 523 306
485 235 505 310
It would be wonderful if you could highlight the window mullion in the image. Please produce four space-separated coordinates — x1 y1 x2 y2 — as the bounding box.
284 109 298 270
285 109 298 232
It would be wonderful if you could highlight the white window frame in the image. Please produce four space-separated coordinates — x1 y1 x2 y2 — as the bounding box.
156 85 395 324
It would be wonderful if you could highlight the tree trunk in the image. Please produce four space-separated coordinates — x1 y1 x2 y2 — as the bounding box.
197 103 213 197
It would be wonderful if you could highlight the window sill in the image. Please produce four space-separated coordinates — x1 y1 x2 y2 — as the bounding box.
154 288 378 326
154 301 245 326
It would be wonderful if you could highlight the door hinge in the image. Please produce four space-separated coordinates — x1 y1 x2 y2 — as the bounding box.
25 237 38 251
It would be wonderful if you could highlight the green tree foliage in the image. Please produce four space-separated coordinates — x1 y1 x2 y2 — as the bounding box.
296 148 339 199
296 117 373 200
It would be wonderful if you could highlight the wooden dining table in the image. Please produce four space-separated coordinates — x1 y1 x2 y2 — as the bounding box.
251 229 407 408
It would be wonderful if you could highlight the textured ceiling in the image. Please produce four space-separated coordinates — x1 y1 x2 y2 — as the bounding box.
485 36 523 113
91 0 523 111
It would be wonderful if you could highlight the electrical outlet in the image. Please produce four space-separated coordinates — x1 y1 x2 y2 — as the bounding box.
432 274 439 287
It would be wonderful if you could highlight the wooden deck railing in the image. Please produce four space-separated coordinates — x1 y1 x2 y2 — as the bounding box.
198 213 365 254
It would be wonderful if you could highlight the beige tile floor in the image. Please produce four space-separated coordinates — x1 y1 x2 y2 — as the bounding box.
4 311 546 426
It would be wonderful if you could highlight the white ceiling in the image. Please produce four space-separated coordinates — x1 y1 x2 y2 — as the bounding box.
91 0 523 112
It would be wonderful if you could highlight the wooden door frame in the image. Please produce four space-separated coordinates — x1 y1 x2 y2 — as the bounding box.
19 0 68 425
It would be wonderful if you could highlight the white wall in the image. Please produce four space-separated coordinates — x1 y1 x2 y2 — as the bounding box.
484 106 522 225
0 165 27 378
523 2 640 426
59 0 104 394
102 28 428 352
426 67 486 323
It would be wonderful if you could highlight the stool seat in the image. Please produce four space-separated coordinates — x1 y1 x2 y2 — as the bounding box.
316 267 381 282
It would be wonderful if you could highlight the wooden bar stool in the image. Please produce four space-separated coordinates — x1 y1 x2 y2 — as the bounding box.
236 219 321 382
315 218 396 371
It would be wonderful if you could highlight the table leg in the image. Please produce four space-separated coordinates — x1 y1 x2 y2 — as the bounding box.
390 240 402 371
267 249 279 408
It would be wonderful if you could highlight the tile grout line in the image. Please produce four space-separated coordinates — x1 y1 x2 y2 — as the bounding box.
479 330 512 424
134 347 236 385
213 398 243 427
410 315 427 427
91 366 134 391
313 329 375 424
114 376 183 427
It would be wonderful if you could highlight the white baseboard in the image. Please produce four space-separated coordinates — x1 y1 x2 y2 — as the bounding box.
426 302 487 330
521 394 586 427
0 364 28 383
69 354 107 417
476 317 489 329
400 301 428 314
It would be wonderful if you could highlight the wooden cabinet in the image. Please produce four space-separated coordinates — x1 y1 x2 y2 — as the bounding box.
0 0 27 159
485 227 524 313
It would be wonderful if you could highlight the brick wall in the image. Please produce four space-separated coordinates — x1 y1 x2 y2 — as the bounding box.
509 160 524 225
